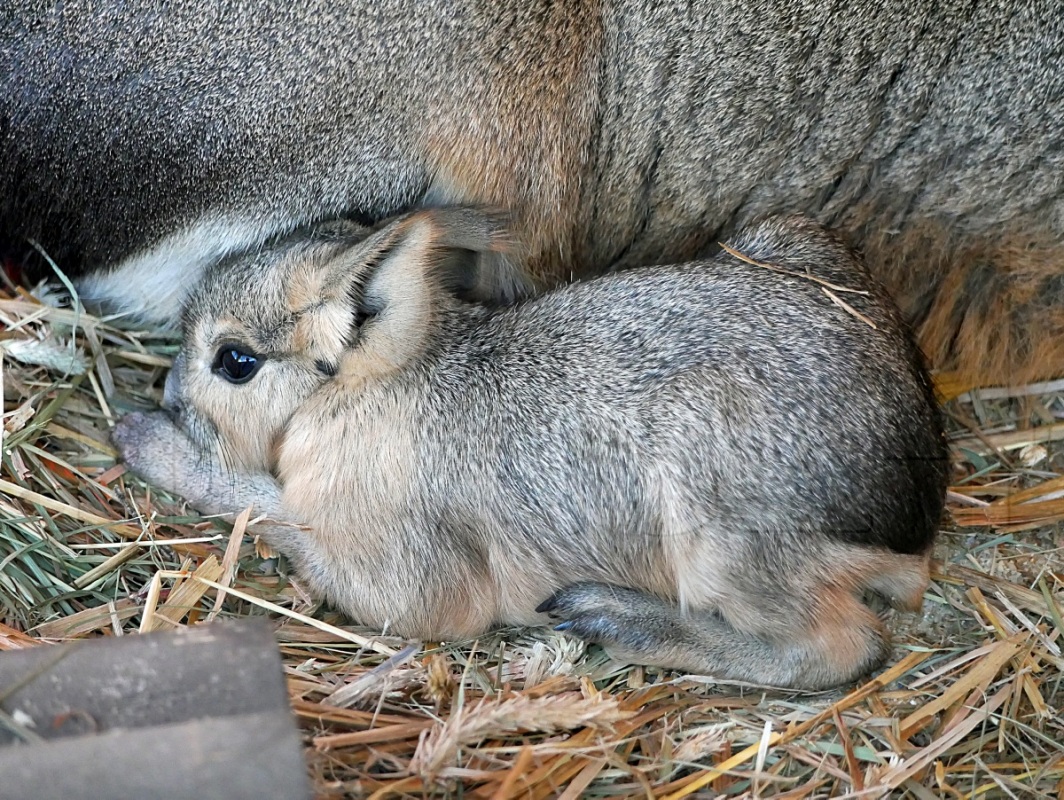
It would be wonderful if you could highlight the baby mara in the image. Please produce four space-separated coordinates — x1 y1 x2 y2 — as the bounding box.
113 209 948 691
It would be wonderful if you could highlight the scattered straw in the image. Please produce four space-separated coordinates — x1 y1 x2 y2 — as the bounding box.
208 506 251 622
410 689 630 780
718 242 877 330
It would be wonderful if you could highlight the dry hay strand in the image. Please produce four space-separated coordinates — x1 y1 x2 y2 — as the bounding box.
1 261 1063 799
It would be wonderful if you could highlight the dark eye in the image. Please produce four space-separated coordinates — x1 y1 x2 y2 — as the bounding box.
212 346 262 384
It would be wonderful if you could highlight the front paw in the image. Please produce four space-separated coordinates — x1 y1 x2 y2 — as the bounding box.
111 410 199 495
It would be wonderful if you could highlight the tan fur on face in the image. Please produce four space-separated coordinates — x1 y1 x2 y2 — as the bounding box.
175 215 465 470
177 235 368 471
182 329 324 473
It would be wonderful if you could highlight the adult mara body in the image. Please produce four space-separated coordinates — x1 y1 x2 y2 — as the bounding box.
2 1 1062 383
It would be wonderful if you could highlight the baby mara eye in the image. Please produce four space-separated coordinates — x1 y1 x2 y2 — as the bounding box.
212 346 262 384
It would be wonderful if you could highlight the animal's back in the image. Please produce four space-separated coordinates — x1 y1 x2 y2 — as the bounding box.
415 220 946 563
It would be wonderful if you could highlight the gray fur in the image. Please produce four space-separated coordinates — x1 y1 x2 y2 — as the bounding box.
2 2 1063 383
113 211 949 689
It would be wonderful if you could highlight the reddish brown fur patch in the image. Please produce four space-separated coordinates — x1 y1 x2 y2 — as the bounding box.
419 2 603 282
806 586 888 676
824 547 931 613
856 220 1064 386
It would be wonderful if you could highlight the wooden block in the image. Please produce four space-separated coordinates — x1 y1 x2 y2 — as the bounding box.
0 619 309 799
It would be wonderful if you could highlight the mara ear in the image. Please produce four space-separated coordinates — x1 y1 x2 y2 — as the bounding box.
335 207 516 383
431 212 536 306
443 246 536 306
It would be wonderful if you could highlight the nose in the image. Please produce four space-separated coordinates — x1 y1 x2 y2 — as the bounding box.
162 352 185 413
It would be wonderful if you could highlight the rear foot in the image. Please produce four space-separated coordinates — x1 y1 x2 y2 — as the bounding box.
537 582 712 666
536 580 887 690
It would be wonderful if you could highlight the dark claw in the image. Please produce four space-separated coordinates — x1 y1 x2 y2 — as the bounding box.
535 594 559 614
553 621 574 632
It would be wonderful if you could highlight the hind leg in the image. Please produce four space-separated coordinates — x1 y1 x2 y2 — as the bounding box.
537 582 889 690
